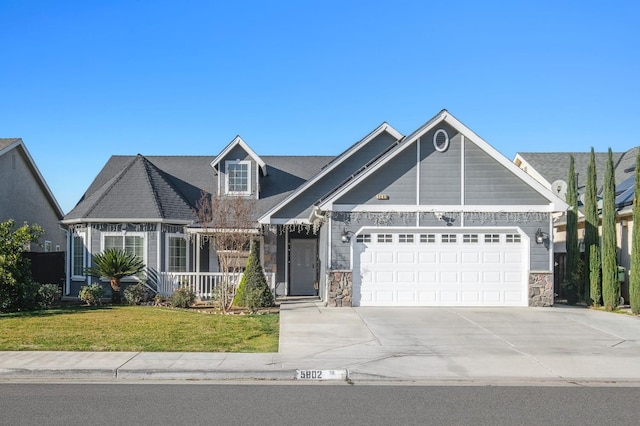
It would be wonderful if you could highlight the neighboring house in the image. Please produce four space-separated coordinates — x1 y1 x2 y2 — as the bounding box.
0 138 66 252
62 110 567 307
514 148 639 303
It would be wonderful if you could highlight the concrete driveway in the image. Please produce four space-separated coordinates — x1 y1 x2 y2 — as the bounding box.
278 300 640 383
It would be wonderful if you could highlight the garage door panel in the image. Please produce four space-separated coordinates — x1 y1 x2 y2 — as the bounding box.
397 252 416 263
397 271 416 282
375 252 394 263
461 271 479 282
461 252 480 263
483 252 501 263
419 252 437 263
462 291 480 302
440 252 458 263
352 229 528 307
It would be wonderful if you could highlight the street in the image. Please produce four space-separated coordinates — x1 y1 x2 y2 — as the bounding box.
1 383 638 425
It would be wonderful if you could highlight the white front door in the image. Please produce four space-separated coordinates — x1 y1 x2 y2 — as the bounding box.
352 229 528 307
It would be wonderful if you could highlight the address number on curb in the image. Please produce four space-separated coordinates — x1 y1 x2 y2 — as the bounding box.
296 369 347 380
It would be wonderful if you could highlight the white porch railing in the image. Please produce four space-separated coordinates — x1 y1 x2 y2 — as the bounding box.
157 272 276 300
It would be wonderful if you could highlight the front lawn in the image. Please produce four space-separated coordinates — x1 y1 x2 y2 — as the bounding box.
0 305 279 352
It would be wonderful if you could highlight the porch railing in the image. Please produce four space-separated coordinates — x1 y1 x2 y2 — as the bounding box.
157 272 276 300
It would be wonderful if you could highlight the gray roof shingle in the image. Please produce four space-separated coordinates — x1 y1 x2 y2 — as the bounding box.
65 154 333 222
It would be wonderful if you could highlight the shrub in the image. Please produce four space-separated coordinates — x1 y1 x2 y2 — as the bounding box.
233 242 274 310
38 283 60 308
171 286 195 308
124 282 148 305
79 283 104 306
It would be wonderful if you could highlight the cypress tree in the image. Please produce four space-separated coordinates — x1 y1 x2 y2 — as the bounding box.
601 148 619 310
564 155 579 304
589 244 601 307
583 148 599 305
232 241 274 310
630 149 640 314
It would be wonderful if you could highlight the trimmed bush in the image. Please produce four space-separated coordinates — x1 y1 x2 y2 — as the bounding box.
38 283 60 308
79 283 104 306
124 282 148 305
233 242 274 310
171 286 195 308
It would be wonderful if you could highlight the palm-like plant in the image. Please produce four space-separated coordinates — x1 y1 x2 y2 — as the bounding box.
85 248 145 303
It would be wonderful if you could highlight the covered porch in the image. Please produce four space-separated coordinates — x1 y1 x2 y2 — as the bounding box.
157 271 276 300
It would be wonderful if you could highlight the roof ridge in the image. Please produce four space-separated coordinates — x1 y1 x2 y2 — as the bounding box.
141 156 195 219
84 156 142 217
139 155 165 218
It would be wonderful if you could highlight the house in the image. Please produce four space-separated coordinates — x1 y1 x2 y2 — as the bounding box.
62 110 567 307
514 148 639 303
0 138 66 252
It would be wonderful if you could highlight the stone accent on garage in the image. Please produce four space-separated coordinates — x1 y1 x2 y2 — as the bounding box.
327 270 352 307
529 271 554 307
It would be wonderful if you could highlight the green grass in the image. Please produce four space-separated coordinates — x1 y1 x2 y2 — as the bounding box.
0 305 279 352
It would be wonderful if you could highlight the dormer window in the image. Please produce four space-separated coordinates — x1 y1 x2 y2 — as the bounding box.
226 160 251 195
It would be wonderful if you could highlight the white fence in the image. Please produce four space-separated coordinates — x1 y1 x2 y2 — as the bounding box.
157 272 276 300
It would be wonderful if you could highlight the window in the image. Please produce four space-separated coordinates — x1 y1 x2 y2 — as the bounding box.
356 234 371 243
506 234 521 243
463 234 478 243
377 234 393 243
484 234 500 243
167 235 187 272
72 233 86 278
103 233 145 260
399 234 414 243
420 234 436 243
225 160 251 195
441 234 457 243
44 241 52 252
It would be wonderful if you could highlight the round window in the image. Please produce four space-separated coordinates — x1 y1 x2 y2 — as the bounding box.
433 129 449 152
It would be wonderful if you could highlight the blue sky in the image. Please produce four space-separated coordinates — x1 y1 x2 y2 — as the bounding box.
1 1 638 214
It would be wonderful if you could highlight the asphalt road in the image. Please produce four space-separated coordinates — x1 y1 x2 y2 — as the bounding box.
2 383 639 425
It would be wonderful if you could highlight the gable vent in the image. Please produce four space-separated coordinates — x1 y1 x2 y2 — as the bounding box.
433 129 449 152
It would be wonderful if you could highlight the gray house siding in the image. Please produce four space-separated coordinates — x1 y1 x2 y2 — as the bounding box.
0 145 65 251
335 146 417 205
272 131 400 219
420 129 462 205
465 142 548 205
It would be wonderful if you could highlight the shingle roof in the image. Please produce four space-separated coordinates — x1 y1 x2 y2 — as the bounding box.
518 147 640 208
65 154 332 222
0 138 21 151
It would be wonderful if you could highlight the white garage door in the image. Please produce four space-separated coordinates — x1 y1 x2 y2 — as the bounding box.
352 228 528 307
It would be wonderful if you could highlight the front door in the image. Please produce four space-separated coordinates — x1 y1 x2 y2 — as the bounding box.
290 238 317 295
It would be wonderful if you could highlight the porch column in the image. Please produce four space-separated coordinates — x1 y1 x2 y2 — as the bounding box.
196 233 201 273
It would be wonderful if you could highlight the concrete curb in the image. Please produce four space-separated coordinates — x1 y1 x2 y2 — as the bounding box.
116 369 299 381
0 368 117 379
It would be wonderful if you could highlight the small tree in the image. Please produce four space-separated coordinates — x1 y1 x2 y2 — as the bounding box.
0 220 43 312
630 148 640 314
601 148 619 310
195 191 257 312
583 148 599 305
233 241 274 310
85 248 146 303
565 155 579 304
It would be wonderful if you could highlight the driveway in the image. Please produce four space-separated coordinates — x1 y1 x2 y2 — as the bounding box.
278 301 640 383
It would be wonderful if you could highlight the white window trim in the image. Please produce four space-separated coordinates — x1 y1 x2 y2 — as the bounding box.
165 233 189 273
225 160 252 196
101 232 147 281
71 232 87 280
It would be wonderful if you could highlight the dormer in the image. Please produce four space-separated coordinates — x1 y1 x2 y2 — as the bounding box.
210 136 267 199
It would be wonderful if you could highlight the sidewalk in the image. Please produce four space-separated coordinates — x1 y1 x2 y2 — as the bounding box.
1 299 640 385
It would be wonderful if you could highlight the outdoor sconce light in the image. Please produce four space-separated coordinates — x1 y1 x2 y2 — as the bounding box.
535 228 549 244
341 229 353 243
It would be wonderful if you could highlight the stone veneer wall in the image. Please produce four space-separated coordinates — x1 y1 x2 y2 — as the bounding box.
529 272 554 307
327 270 353 307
